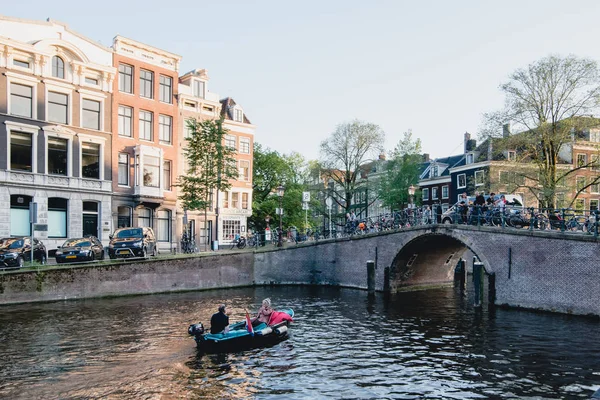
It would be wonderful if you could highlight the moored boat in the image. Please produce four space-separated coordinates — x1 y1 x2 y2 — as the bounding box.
188 309 294 353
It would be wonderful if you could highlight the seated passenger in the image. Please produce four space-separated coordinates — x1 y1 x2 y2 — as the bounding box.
252 298 274 325
210 304 230 334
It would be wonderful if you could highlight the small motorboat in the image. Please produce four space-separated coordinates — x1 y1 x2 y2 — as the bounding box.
188 309 294 354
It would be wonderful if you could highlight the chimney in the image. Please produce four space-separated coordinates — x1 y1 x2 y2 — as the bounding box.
422 153 430 162
503 123 511 138
378 152 386 161
464 132 471 153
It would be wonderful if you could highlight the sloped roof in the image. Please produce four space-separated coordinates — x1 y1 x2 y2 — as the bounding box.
220 97 252 124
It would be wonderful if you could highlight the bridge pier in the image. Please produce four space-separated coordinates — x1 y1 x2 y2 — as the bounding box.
473 260 484 307
367 260 375 296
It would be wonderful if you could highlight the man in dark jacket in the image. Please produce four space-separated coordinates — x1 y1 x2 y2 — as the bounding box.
473 191 486 224
210 304 230 334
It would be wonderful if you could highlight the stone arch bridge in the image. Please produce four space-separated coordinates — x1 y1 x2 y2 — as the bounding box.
254 225 600 317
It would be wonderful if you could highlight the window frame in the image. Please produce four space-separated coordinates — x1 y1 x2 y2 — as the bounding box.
163 160 171 191
159 75 172 103
431 187 439 200
118 152 130 186
441 185 449 199
474 170 485 186
10 82 34 119
118 105 133 137
193 80 205 98
47 91 69 124
118 63 133 94
577 153 587 168
81 98 101 131
159 114 172 145
225 134 236 150
47 136 69 176
422 188 429 201
457 173 466 189
239 160 250 181
52 56 65 79
139 110 153 141
239 138 250 154
139 69 154 99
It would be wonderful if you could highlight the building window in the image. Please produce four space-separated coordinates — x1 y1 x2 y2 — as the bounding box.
163 160 171 191
138 207 152 228
432 187 438 200
591 154 600 171
232 192 239 208
82 142 100 179
11 83 33 118
159 75 172 103
13 59 30 69
143 155 160 187
474 170 485 186
156 210 171 242
577 154 587 168
575 198 585 212
48 137 68 176
239 160 250 181
442 185 449 199
118 105 132 137
240 138 250 154
119 63 133 93
222 220 241 241
431 165 439 178
139 110 153 141
225 135 236 150
48 91 69 124
52 56 65 79
242 192 249 209
139 69 153 99
118 153 129 186
10 195 32 236
234 109 243 122
159 115 172 144
466 153 474 164
193 80 205 98
223 192 229 208
184 119 194 138
457 174 466 189
48 197 67 238
82 99 101 130
576 176 586 192
590 130 600 142
11 132 33 172
117 206 132 228
85 77 98 86
590 199 599 212
422 188 429 201
591 183 600 194
507 150 516 161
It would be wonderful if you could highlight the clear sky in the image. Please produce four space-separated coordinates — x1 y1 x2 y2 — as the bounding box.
4 0 600 160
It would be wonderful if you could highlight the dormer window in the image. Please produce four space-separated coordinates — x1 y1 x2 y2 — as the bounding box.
52 56 65 79
234 109 243 122
466 153 474 164
430 165 439 178
507 150 516 161
193 80 205 98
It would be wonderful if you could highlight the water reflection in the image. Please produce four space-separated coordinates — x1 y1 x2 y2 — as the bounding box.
0 285 598 399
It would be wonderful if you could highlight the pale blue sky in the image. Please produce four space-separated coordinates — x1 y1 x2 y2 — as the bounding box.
5 1 600 160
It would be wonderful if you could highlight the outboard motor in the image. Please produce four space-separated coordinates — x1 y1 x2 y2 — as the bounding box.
188 322 204 337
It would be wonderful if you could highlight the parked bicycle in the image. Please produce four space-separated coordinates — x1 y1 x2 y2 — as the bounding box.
247 233 263 248
180 232 198 254
230 234 246 249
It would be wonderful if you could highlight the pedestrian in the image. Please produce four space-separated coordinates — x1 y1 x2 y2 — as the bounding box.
436 201 443 223
424 205 432 224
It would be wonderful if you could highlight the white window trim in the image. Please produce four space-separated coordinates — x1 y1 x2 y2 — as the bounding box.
6 73 40 120
79 93 105 132
466 153 474 164
45 83 73 126
5 121 39 173
432 187 438 200
11 55 34 73
118 152 130 187
422 188 429 201
43 128 74 177
474 170 484 186
118 105 134 138
239 160 250 181
442 185 449 199
457 173 466 189
162 160 172 191
78 133 106 181
577 153 587 167
193 79 205 98
239 137 251 154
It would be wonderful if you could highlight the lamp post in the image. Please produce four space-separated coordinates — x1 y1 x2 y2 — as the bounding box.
277 185 285 247
408 185 416 208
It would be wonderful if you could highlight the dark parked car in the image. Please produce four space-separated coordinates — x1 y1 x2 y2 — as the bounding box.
108 227 157 260
0 237 47 268
55 236 105 263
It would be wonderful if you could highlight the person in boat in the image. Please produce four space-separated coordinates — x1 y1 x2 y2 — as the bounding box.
252 298 274 326
210 304 231 334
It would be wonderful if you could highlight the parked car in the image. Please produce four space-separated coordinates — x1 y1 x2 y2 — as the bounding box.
442 194 524 224
107 227 157 260
0 237 47 268
55 236 105 264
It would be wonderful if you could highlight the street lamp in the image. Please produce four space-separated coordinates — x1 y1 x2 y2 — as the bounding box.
408 185 416 208
277 185 285 247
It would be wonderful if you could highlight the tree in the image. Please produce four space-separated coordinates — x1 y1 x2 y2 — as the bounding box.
482 55 600 209
379 130 422 210
319 120 385 214
177 118 238 241
249 143 316 233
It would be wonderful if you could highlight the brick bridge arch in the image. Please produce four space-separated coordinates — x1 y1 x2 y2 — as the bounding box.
256 224 600 316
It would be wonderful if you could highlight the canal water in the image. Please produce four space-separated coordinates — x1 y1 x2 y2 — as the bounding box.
0 284 598 399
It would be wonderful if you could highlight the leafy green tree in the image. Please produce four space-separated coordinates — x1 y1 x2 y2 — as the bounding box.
249 144 316 233
379 130 422 210
177 118 238 237
482 55 600 209
319 120 385 214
